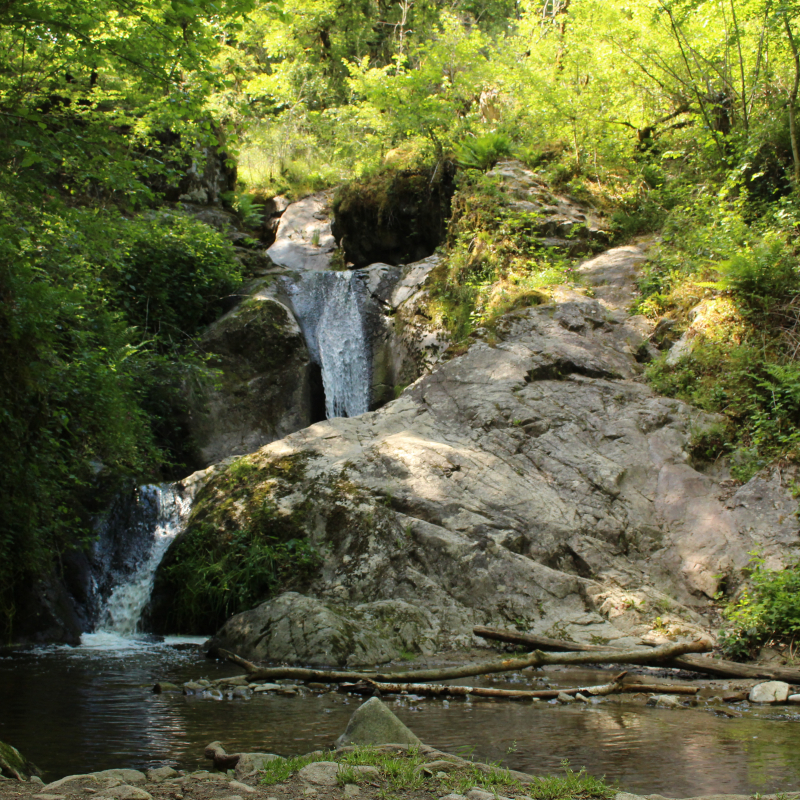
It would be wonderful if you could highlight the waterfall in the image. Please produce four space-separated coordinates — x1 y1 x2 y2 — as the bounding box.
288 270 371 418
95 484 191 636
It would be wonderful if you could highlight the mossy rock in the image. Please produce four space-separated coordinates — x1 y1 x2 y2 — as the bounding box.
0 740 40 781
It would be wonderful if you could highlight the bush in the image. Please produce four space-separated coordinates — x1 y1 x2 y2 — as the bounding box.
720 235 799 309
106 213 241 347
455 133 513 171
719 554 800 660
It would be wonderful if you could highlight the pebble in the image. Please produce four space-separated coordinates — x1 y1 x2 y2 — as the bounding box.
344 787 360 798
788 694 800 704
228 781 255 794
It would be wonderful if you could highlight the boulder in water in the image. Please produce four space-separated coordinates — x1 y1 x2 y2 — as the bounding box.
336 697 421 748
749 681 791 703
0 740 40 781
206 593 438 667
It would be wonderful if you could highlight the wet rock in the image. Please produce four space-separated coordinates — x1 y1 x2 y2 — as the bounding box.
336 697 422 748
0 739 40 781
749 681 791 703
182 682 205 694
556 692 576 704
231 686 252 700
646 695 684 709
788 694 800 704
146 767 178 783
152 682 180 694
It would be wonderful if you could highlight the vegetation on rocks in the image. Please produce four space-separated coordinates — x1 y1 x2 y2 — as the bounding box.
147 454 321 633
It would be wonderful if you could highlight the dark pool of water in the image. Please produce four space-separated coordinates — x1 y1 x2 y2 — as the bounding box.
2 635 800 798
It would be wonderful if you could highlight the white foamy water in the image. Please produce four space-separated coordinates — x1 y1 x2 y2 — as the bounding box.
96 484 192 636
288 270 371 418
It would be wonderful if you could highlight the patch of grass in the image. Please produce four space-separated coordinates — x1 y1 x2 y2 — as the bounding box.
260 753 319 786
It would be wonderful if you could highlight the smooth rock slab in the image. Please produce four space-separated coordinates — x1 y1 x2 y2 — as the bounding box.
336 697 421 748
146 767 177 783
96 786 152 800
748 681 791 703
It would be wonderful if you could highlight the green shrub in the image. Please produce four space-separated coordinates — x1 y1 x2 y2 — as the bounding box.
455 133 513 171
719 235 799 309
719 554 800 660
106 213 241 347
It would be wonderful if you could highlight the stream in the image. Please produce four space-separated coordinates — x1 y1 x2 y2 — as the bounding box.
2 637 800 798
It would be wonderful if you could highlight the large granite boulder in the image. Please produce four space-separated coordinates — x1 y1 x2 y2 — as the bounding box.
175 244 800 663
207 592 438 666
267 192 336 272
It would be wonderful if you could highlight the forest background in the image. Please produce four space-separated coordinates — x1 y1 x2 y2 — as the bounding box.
3 0 800 651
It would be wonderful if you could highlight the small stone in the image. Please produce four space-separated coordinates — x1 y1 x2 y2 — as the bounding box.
183 682 205 694
556 692 575 704
749 681 792 704
228 781 255 794
218 677 250 687
95 785 152 800
153 683 180 694
298 763 340 786
303 789 318 796
147 768 178 783
466 789 495 800
344 786 360 798
253 684 282 693
788 694 800 704
574 693 589 703
30 776 45 785
231 687 252 700
91 770 147 785
645 695 683 709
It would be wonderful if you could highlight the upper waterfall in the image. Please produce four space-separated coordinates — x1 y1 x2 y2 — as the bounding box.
288 270 371 419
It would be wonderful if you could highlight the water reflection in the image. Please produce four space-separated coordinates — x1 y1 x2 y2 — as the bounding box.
1 640 800 798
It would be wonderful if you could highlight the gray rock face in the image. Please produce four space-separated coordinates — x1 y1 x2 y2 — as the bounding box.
360 256 449 408
198 243 800 664
190 291 319 467
267 193 337 271
748 681 791 703
336 698 421 747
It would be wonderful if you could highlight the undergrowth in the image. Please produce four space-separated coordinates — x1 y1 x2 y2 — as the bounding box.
718 553 800 660
424 171 580 343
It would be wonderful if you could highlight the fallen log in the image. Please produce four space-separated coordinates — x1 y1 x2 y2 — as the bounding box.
340 673 699 700
220 639 710 685
473 626 800 683
341 672 630 700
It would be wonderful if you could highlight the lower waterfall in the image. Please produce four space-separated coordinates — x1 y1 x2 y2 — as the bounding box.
95 484 192 636
288 270 371 418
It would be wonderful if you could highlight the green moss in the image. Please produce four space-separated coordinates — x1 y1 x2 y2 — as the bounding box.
148 453 321 633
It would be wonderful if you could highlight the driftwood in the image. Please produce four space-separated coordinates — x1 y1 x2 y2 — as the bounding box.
340 671 699 700
473 626 800 683
220 639 710 685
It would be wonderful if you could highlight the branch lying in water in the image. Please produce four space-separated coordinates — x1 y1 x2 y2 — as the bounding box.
217 638 711 685
474 625 800 683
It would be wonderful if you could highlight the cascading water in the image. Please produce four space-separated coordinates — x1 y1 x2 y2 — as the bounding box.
94 484 192 636
288 270 371 418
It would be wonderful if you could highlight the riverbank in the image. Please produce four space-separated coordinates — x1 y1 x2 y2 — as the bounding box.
3 742 800 800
